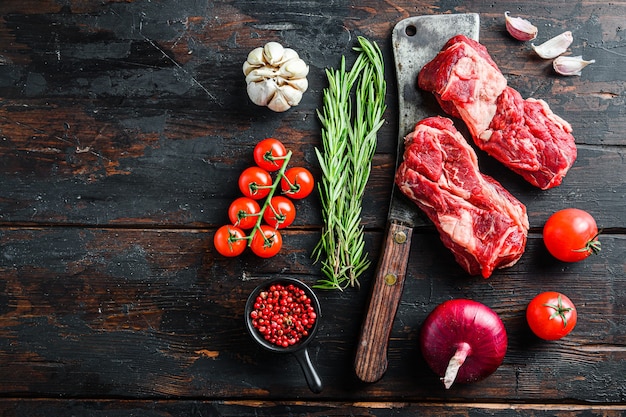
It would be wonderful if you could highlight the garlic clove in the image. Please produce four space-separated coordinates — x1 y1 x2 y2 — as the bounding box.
267 89 293 112
263 42 285 66
281 47 299 63
245 67 278 84
245 47 265 67
279 58 309 79
553 55 595 76
247 79 278 107
532 31 573 59
269 85 305 112
285 77 309 92
242 61 255 77
279 85 304 106
244 63 276 82
505 11 538 41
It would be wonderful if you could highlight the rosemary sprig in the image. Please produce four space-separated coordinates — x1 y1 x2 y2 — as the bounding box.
313 36 386 290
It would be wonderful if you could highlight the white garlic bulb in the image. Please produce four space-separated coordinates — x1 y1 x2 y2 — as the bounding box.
243 42 309 112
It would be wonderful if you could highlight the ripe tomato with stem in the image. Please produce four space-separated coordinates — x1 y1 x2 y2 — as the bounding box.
213 225 247 257
228 197 261 229
253 138 288 172
239 166 273 200
263 196 296 229
250 225 283 258
543 208 600 262
526 291 577 340
281 167 314 199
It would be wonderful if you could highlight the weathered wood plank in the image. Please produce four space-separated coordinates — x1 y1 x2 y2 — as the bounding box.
1 399 626 416
1 0 624 229
0 227 624 401
1 134 624 230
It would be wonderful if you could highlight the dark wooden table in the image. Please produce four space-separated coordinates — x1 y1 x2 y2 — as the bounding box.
1 0 625 415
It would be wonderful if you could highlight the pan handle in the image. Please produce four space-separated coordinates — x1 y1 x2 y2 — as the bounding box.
293 346 323 393
354 220 413 383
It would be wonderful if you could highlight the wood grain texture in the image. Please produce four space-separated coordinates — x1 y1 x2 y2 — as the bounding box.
0 228 624 401
1 1 624 229
1 400 626 416
0 0 625 413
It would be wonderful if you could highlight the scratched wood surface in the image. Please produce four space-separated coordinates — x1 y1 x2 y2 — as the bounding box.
0 0 625 415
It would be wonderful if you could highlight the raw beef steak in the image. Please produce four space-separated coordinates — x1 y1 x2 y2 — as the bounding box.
395 116 529 278
418 35 577 190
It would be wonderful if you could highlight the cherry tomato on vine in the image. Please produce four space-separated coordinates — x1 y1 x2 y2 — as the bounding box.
281 167 314 199
253 138 288 172
238 166 272 200
543 208 600 262
526 291 577 340
250 225 283 258
263 196 296 229
228 197 261 229
214 225 247 257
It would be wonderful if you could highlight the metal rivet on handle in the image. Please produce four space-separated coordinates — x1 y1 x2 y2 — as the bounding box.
394 231 407 244
384 273 397 286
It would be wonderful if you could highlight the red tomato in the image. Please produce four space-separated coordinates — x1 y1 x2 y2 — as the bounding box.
238 167 273 200
526 292 577 340
253 138 288 172
263 196 296 229
213 225 247 257
543 208 600 262
281 167 314 199
228 197 261 229
250 225 283 258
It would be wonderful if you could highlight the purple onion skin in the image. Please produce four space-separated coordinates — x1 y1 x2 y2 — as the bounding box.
420 299 508 387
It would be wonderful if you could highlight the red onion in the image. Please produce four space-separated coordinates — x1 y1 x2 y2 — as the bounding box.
420 299 507 389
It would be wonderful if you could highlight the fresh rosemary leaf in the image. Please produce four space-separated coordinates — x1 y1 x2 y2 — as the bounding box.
313 36 386 290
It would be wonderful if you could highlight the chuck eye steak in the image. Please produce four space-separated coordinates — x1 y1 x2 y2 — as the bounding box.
395 116 529 278
418 35 577 190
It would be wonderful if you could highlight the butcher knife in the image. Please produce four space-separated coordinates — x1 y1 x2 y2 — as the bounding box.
354 13 480 383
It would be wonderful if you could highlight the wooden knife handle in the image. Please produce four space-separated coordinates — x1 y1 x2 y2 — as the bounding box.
354 221 413 383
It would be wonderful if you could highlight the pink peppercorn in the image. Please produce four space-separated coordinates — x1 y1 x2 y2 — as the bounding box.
250 283 317 348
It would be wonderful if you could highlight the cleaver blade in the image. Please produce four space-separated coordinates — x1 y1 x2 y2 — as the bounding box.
354 13 480 383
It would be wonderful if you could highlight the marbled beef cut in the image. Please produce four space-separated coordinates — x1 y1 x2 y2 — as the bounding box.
395 116 529 278
418 35 577 190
